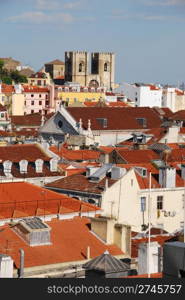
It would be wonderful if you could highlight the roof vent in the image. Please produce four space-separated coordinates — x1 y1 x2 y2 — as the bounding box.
13 217 51 246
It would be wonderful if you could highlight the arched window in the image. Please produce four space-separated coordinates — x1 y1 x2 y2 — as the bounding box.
79 62 85 72
104 62 109 72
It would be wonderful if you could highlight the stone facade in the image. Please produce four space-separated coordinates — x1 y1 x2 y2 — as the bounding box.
65 51 115 90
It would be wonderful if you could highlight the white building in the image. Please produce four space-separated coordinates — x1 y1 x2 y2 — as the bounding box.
123 82 162 108
162 87 185 112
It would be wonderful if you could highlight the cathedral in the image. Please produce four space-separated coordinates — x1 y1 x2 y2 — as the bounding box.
65 51 115 90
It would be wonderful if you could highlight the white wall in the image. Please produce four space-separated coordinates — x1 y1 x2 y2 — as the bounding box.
123 83 162 108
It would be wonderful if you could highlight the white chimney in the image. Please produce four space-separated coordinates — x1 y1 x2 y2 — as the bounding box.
111 167 126 180
138 242 161 275
159 167 176 188
0 255 13 278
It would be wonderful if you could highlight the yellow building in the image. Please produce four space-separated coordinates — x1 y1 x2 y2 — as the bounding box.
58 88 105 106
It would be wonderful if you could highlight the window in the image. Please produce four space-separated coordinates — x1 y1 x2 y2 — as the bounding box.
74 98 77 103
31 110 34 114
39 94 42 98
135 97 138 101
39 101 42 106
31 100 34 105
58 120 63 128
31 94 34 98
157 196 163 210
140 197 146 212
39 110 42 113
46 101 49 106
131 179 134 186
1 113 4 118
24 101 26 106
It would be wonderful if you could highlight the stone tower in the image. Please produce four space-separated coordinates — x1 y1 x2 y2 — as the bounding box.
91 52 115 90
65 51 89 86
65 51 115 90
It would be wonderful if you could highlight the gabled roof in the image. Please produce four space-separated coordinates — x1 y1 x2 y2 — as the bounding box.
66 107 162 130
83 251 129 273
45 174 117 194
0 217 123 268
171 110 185 121
10 113 53 127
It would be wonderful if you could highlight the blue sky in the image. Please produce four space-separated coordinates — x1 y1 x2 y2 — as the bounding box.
0 0 185 85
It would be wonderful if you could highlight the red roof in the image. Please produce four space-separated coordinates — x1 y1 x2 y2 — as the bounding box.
0 217 122 268
50 146 101 161
46 173 117 194
0 144 50 162
66 107 162 130
146 128 167 144
0 182 99 220
23 85 49 93
1 84 14 93
115 149 159 164
172 110 185 120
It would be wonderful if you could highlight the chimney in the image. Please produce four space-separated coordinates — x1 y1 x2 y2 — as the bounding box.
0 255 13 278
159 167 176 188
138 242 161 275
19 249 24 278
111 167 126 180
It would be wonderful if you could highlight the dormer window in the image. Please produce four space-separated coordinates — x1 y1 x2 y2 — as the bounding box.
19 160 28 174
50 158 58 172
35 159 44 173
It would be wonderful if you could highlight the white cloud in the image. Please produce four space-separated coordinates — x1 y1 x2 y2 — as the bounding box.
7 11 75 24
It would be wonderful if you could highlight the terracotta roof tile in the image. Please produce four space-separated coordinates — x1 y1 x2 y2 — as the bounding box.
50 146 101 161
66 107 162 130
46 174 117 194
0 217 123 268
0 144 50 162
0 182 99 220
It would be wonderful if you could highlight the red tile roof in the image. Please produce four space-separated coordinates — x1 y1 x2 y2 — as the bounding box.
171 110 185 120
0 144 50 162
0 217 122 268
146 128 167 144
46 174 117 194
45 59 64 65
1 84 14 94
66 107 162 130
50 146 101 161
115 149 159 164
10 113 53 127
0 182 99 220
23 86 49 93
